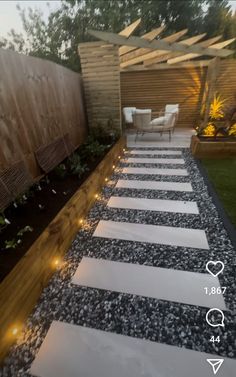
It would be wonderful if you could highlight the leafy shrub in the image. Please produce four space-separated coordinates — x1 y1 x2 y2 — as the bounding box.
17 225 33 237
209 94 227 120
83 139 107 161
5 239 20 250
53 163 67 179
68 153 88 177
229 124 236 136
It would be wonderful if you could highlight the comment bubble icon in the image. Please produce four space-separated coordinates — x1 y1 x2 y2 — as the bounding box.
206 308 225 328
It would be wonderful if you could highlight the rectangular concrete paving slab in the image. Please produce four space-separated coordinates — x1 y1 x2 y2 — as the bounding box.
31 321 236 377
93 220 209 250
130 149 182 155
122 167 189 176
128 142 189 148
107 196 199 214
72 257 226 309
116 179 193 192
125 158 185 164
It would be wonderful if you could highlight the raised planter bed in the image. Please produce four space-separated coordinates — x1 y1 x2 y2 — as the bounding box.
0 136 126 361
191 135 236 158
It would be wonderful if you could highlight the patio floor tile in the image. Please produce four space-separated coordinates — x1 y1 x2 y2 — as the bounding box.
125 157 185 164
72 257 226 309
130 149 182 155
93 220 209 249
107 196 199 214
31 322 235 377
122 167 188 176
115 179 193 191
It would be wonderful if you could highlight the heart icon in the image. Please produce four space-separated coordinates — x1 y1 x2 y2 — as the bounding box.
206 261 225 277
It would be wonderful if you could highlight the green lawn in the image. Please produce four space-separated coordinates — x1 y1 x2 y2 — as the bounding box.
201 159 236 227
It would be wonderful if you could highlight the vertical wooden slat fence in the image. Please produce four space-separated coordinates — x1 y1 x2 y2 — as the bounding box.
0 49 87 179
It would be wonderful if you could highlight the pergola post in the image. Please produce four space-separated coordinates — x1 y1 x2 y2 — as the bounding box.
200 57 221 129
78 42 122 134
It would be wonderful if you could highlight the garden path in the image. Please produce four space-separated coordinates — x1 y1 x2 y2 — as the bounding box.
2 131 236 377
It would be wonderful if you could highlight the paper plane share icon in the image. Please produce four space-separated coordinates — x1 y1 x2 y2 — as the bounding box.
207 359 224 375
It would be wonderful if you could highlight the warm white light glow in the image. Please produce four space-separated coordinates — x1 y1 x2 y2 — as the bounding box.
54 259 60 266
12 327 18 336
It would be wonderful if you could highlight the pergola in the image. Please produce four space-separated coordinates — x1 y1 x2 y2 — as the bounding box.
78 19 235 131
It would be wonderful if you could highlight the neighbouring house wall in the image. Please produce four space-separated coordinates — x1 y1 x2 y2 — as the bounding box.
0 48 87 210
79 41 121 133
120 65 207 128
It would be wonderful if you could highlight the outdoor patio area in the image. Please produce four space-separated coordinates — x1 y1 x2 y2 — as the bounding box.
126 128 195 148
1 130 236 377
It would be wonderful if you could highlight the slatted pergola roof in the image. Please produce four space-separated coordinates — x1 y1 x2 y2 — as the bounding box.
88 18 235 71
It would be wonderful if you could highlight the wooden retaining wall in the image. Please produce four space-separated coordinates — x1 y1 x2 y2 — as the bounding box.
191 135 236 158
79 41 121 132
0 137 126 362
120 59 236 128
0 48 87 180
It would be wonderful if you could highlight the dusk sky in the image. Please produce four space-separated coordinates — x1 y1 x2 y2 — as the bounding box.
1 0 236 39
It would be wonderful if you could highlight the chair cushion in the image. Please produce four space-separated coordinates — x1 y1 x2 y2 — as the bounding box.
165 104 179 114
135 109 152 114
123 107 136 123
150 116 165 126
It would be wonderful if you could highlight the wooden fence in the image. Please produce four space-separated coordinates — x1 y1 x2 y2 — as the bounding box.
0 49 87 210
121 60 236 128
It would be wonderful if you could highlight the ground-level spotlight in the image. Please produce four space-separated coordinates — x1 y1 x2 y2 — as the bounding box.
12 327 19 336
52 257 62 269
105 177 108 182
112 165 115 169
95 193 99 199
79 218 84 225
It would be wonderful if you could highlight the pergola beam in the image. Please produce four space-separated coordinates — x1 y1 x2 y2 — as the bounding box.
120 60 211 72
167 37 236 64
142 33 207 67
88 29 234 58
118 18 141 37
119 29 188 68
119 26 165 56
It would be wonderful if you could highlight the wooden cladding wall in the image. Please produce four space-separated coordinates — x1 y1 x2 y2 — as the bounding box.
0 49 87 179
216 60 236 103
121 65 207 128
79 42 121 132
